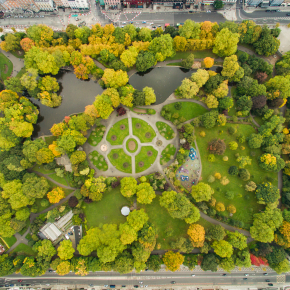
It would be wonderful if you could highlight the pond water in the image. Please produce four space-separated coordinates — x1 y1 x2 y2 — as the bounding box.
33 66 221 137
129 67 193 105
31 71 103 138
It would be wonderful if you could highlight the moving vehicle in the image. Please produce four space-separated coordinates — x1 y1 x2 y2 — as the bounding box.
142 21 146 23
266 279 270 282
171 281 176 284
263 273 268 275
191 274 195 277
268 283 274 286
222 274 227 276
244 274 249 276
286 13 290 16
243 278 248 280
109 286 115 288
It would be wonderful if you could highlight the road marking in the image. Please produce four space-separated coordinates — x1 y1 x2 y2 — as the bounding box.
277 275 285 283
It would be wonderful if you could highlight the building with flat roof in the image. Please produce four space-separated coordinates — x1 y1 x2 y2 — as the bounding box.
67 0 89 9
35 0 54 10
1 0 40 12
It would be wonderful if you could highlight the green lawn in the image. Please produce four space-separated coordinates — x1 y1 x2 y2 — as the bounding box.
34 196 51 213
135 146 158 173
132 118 156 143
106 118 129 145
25 233 32 240
89 150 108 171
19 220 30 235
84 187 130 228
10 50 25 59
13 243 36 256
156 121 175 140
167 62 182 66
165 50 217 61
126 138 138 153
88 125 106 146
140 197 211 249
46 180 73 197
162 101 208 122
195 123 278 230
31 164 55 174
44 135 57 145
160 144 177 165
108 148 132 173
48 173 68 186
16 66 26 78
253 116 264 127
2 236 17 248
0 53 13 80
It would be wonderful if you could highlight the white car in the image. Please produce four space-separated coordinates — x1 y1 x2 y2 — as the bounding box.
191 274 196 277
65 234 70 239
150 22 154 25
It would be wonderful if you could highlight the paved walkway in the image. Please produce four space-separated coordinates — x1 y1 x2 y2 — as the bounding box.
0 49 24 77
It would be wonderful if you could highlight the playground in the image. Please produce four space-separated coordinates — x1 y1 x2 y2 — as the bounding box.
176 147 201 191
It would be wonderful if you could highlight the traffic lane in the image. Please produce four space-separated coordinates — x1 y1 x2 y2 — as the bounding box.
3 277 277 287
119 12 173 24
240 9 290 18
174 12 226 23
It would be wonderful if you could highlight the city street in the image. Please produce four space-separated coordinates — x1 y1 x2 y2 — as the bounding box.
0 270 285 288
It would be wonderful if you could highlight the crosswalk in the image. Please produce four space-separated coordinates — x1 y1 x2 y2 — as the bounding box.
276 275 286 283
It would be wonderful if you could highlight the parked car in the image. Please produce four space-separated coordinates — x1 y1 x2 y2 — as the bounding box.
171 281 176 284
243 278 248 280
244 274 249 276
142 21 146 23
268 283 274 286
286 13 290 16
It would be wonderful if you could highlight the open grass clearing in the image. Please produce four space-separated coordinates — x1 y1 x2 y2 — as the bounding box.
48 173 68 186
135 146 158 173
160 144 176 165
44 135 57 145
84 187 130 228
126 138 138 153
0 53 13 80
10 50 25 59
106 118 129 145
34 196 51 213
195 123 278 230
16 66 26 78
88 125 106 146
132 118 156 143
140 197 211 250
108 148 132 173
31 164 55 174
46 179 73 197
1 236 17 248
163 101 208 122
13 243 36 256
156 121 175 140
165 50 217 61
89 150 108 171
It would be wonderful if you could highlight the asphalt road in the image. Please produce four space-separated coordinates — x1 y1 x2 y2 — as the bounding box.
1 271 282 288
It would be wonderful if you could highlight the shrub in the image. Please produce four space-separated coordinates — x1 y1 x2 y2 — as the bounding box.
245 181 257 192
239 168 250 181
208 139 226 155
227 205 236 214
216 202 225 212
225 191 235 200
68 196 79 208
209 197 216 207
214 172 222 179
220 176 230 185
147 109 155 115
229 141 238 150
223 156 228 161
236 134 246 143
208 154 215 162
228 127 237 135
200 131 206 137
40 199 49 207
174 102 182 110
228 166 239 176
208 175 215 183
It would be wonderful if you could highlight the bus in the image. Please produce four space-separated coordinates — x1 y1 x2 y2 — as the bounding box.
266 8 280 12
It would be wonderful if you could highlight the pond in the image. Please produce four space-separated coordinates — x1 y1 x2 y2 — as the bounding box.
33 66 221 137
129 67 193 105
32 71 103 138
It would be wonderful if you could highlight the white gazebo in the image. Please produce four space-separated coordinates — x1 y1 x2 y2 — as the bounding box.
121 206 130 216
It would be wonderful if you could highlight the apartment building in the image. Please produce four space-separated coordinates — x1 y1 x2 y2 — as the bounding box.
123 0 150 8
53 0 69 7
67 0 89 9
1 0 40 11
34 0 54 10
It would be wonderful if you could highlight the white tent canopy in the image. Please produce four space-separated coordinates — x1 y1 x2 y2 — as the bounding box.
121 206 130 216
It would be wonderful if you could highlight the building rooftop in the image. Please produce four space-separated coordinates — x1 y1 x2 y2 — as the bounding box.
40 223 62 241
54 210 74 231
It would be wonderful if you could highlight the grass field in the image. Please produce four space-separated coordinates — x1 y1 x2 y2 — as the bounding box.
195 123 278 230
48 173 68 186
2 236 17 248
126 138 138 153
16 67 26 78
44 135 57 145
253 116 264 127
13 243 36 256
34 196 51 213
165 50 217 61
89 150 108 171
0 53 13 80
84 187 130 228
160 144 176 165
108 148 132 173
106 118 129 145
10 50 25 59
132 118 156 143
135 146 158 173
88 125 106 146
140 197 211 249
163 101 208 122
167 62 182 66
156 121 175 140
